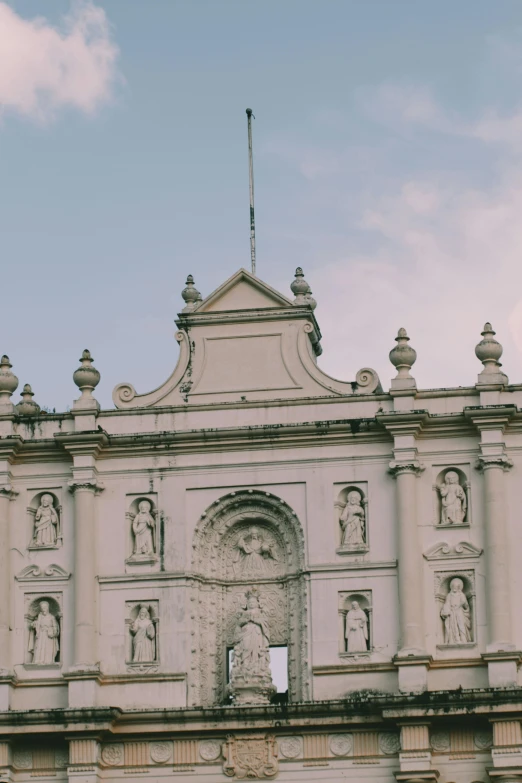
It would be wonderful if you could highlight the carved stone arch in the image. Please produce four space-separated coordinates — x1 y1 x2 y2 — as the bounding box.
190 490 309 706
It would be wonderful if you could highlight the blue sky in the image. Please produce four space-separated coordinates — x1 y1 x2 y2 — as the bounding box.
3 0 522 410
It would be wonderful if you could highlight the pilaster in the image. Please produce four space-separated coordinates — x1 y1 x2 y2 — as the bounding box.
56 433 107 707
380 412 429 691
67 737 100 783
488 719 522 783
395 723 438 783
468 407 519 687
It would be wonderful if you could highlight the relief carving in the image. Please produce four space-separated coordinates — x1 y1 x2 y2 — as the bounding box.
335 486 368 554
435 469 470 527
345 601 369 653
440 578 472 644
435 571 475 647
125 601 159 669
222 734 278 779
128 499 158 562
232 527 279 577
28 492 62 549
228 588 276 705
191 490 308 707
27 600 60 665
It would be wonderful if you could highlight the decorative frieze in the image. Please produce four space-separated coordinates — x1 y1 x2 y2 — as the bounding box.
173 739 198 766
329 734 353 757
353 732 379 764
279 737 302 759
449 728 474 759
222 734 278 779
69 739 99 767
303 733 328 759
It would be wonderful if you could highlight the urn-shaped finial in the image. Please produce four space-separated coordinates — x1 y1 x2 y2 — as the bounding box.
181 275 201 312
291 267 316 308
73 349 100 407
15 384 41 416
475 322 503 373
0 355 19 408
389 328 417 379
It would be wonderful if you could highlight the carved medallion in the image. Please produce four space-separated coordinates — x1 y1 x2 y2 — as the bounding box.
279 737 302 759
150 742 172 764
329 734 353 756
379 733 400 755
13 750 32 769
222 734 278 779
430 731 450 752
474 730 493 750
55 749 69 768
101 744 124 766
199 740 222 762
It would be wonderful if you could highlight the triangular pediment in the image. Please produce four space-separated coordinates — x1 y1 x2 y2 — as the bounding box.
195 268 293 313
423 541 483 561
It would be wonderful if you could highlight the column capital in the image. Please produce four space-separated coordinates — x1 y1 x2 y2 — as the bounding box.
476 454 513 472
389 461 425 478
68 480 104 495
0 484 18 501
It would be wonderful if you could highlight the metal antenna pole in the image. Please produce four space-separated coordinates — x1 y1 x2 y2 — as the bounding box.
246 108 256 275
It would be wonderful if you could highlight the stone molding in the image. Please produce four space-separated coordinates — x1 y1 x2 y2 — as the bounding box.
389 461 425 478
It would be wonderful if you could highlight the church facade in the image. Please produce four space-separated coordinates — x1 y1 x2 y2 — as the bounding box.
0 267 521 782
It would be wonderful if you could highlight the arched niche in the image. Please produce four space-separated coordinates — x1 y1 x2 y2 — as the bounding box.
434 467 470 527
27 491 62 550
190 490 308 706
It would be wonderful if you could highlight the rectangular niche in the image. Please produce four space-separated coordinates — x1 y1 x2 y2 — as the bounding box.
125 492 160 573
338 591 372 658
26 487 63 550
434 570 476 650
334 481 369 555
125 600 160 672
432 466 471 528
24 592 63 668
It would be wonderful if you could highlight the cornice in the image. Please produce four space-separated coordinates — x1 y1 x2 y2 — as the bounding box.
54 431 109 458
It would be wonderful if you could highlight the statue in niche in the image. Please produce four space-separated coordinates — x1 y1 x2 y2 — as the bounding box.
130 606 156 662
28 601 59 664
233 527 277 577
440 578 472 644
131 500 156 557
438 471 467 525
345 601 369 653
229 589 276 704
340 490 366 547
33 494 59 547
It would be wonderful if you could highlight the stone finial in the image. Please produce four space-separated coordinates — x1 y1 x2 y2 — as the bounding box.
15 384 41 416
73 349 100 409
291 267 316 308
390 328 417 378
0 355 19 410
475 323 507 385
181 275 201 312
389 328 417 392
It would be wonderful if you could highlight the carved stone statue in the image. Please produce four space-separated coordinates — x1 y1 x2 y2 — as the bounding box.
441 578 472 644
340 491 366 547
28 601 59 664
345 601 369 653
228 589 276 704
233 527 277 577
438 471 467 525
131 500 156 556
130 606 156 662
33 494 59 547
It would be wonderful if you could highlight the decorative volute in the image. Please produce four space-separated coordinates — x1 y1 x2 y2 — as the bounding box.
475 322 507 385
73 349 100 409
290 267 316 309
0 355 19 411
181 275 201 313
15 384 41 416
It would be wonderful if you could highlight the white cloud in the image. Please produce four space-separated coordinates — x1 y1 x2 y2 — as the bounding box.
0 1 119 123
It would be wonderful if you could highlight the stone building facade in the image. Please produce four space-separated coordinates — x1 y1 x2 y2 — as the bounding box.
0 266 521 782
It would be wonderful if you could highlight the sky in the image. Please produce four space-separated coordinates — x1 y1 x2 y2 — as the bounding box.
2 0 522 411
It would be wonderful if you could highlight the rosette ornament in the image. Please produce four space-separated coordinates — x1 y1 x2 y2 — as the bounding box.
0 355 19 410
73 349 100 409
15 384 41 416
